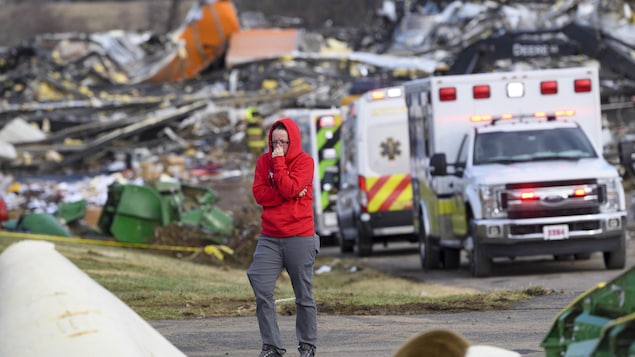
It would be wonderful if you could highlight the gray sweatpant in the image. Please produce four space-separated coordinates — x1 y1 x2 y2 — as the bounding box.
247 234 320 352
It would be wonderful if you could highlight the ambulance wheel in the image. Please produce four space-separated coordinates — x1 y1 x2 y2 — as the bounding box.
468 220 491 277
604 232 626 270
469 240 492 277
419 234 440 270
337 220 355 254
356 222 373 257
442 248 461 269
338 233 354 254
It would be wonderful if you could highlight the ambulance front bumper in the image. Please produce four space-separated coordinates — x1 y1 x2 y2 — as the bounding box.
473 212 626 257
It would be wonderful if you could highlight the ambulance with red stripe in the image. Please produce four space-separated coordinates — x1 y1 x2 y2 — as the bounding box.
336 86 416 256
404 66 627 277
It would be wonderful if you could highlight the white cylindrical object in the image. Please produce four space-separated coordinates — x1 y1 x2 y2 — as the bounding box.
0 240 187 357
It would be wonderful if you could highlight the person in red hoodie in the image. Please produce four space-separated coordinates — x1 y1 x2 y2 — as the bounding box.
247 117 319 357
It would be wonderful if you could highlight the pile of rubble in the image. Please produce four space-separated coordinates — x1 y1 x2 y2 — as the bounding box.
2 0 635 264
2 1 635 171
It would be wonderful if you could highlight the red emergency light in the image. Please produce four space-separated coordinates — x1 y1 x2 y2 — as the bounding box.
520 192 538 200
573 188 587 197
439 87 456 101
574 79 592 93
540 81 558 95
473 85 490 99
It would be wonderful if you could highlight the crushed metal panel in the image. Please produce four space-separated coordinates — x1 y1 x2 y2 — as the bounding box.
225 28 301 67
144 0 241 83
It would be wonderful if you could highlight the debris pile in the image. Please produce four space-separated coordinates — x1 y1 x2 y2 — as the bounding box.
2 0 635 266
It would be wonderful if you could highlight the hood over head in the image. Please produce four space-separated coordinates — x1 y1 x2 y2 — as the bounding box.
268 117 303 161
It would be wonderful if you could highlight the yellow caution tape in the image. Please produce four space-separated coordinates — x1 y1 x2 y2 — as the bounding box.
0 231 233 258
203 245 235 261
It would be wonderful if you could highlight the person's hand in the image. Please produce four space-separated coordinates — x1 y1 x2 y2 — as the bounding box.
298 187 307 197
272 146 284 158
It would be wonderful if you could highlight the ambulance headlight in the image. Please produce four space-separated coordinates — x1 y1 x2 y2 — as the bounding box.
479 184 506 219
598 177 623 212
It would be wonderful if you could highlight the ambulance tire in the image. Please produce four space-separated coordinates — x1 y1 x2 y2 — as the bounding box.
603 232 626 270
442 248 460 269
468 220 492 277
337 216 355 253
419 233 440 270
470 241 492 277
356 222 373 257
338 233 355 254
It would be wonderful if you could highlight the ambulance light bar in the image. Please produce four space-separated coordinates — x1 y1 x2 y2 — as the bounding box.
319 115 336 128
439 76 593 102
534 110 575 118
470 113 513 122
470 110 575 122
369 87 403 101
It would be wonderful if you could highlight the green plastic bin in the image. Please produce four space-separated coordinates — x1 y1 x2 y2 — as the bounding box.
541 265 635 356
98 184 171 244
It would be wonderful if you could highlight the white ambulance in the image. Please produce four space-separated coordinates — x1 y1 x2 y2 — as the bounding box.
336 86 416 256
403 66 627 276
267 108 343 244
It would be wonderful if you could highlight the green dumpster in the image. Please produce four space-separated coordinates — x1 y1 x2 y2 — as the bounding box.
541 265 635 356
56 199 87 224
98 184 171 244
98 182 234 245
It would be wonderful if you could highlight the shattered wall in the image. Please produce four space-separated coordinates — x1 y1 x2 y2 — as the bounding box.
0 1 197 46
233 0 383 28
0 0 382 46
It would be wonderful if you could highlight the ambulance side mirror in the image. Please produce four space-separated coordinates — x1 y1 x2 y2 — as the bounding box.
430 153 447 176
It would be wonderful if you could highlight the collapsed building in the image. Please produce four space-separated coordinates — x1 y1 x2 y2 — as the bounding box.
0 0 635 253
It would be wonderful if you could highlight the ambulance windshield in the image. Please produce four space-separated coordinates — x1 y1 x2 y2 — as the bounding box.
473 127 597 165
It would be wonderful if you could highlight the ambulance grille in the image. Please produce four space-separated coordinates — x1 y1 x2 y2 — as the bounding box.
502 179 601 220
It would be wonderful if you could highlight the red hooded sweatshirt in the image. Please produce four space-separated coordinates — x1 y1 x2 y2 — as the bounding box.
252 117 315 237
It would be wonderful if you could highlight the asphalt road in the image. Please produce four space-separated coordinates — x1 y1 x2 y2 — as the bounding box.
151 295 565 357
150 235 635 357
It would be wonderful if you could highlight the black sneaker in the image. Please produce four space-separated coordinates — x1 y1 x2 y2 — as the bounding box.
258 344 285 357
298 342 316 357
